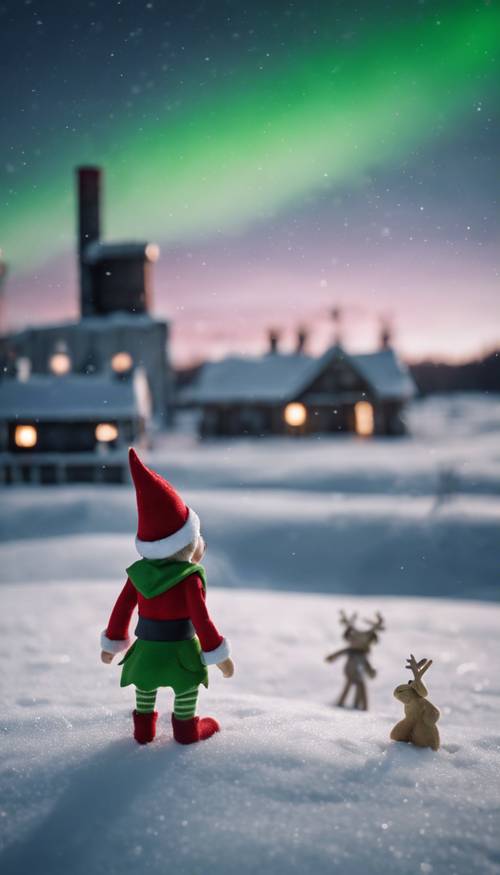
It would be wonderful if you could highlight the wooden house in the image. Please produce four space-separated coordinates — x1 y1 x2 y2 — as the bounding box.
0 370 151 483
181 344 416 438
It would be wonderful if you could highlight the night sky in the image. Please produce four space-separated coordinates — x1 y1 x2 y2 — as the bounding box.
1 0 499 365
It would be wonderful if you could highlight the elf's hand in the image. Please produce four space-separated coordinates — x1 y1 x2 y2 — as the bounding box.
101 650 114 664
217 657 234 678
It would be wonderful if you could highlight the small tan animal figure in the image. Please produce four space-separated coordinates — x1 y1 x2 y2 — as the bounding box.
390 654 440 751
324 611 385 710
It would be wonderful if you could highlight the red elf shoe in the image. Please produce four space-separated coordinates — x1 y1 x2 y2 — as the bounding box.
171 713 220 745
133 710 158 744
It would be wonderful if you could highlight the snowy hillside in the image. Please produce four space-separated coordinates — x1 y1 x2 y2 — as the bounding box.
1 582 500 875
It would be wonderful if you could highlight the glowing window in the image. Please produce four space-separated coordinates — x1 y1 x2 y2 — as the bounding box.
15 425 37 448
111 351 133 373
95 423 118 442
354 401 374 436
49 352 71 375
284 403 307 427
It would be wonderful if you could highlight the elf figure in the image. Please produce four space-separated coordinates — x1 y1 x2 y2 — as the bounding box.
100 448 234 745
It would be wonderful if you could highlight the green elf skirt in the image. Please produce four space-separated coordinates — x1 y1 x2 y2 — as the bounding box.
119 636 208 694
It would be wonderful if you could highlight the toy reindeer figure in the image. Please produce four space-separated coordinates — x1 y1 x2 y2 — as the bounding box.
324 611 385 710
390 654 440 751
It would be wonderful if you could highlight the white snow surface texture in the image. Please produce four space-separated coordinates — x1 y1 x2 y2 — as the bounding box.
1 586 499 875
1 395 499 875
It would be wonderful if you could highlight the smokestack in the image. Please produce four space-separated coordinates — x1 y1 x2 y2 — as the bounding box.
0 251 8 335
77 166 101 317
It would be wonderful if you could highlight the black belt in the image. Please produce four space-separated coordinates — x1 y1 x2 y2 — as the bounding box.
135 616 195 642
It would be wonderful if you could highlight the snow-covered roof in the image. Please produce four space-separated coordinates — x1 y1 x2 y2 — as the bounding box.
8 311 160 338
350 349 416 400
0 375 142 421
183 353 318 404
182 345 416 404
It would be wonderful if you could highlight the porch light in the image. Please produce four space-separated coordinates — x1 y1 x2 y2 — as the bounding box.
354 401 374 436
284 403 307 427
95 423 118 443
15 424 38 448
111 351 133 373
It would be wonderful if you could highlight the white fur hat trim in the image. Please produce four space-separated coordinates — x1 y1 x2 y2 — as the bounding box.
135 507 200 559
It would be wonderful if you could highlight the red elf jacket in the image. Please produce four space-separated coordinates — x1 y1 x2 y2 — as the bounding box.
101 563 229 666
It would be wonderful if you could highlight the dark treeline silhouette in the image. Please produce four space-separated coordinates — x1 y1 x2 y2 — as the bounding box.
409 350 500 395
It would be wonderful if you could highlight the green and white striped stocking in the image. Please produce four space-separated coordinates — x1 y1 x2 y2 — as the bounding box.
173 686 199 720
135 687 157 713
135 686 199 719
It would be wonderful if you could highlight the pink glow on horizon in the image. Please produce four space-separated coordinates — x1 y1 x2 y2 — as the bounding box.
4 242 499 367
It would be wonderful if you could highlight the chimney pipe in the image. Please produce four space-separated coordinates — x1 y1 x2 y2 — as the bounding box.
296 326 307 354
77 166 101 318
331 306 343 346
268 328 280 355
379 318 392 350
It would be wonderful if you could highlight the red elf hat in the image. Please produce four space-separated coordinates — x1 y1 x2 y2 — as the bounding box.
129 448 200 559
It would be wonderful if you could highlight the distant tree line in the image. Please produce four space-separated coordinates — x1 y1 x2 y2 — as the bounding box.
409 350 500 395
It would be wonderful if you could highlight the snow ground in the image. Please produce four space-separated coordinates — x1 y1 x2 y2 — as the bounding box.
1 583 500 875
1 490 499 600
1 394 499 873
1 395 500 600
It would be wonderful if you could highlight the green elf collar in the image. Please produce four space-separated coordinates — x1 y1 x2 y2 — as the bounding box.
126 558 207 599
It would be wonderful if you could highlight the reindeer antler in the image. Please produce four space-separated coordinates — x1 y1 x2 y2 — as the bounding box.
364 611 385 633
339 610 358 630
405 654 432 697
406 654 432 679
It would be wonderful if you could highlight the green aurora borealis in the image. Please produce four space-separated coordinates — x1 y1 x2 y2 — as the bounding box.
2 4 499 273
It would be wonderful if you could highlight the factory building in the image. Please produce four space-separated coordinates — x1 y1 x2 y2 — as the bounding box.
1 166 172 424
0 166 172 482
